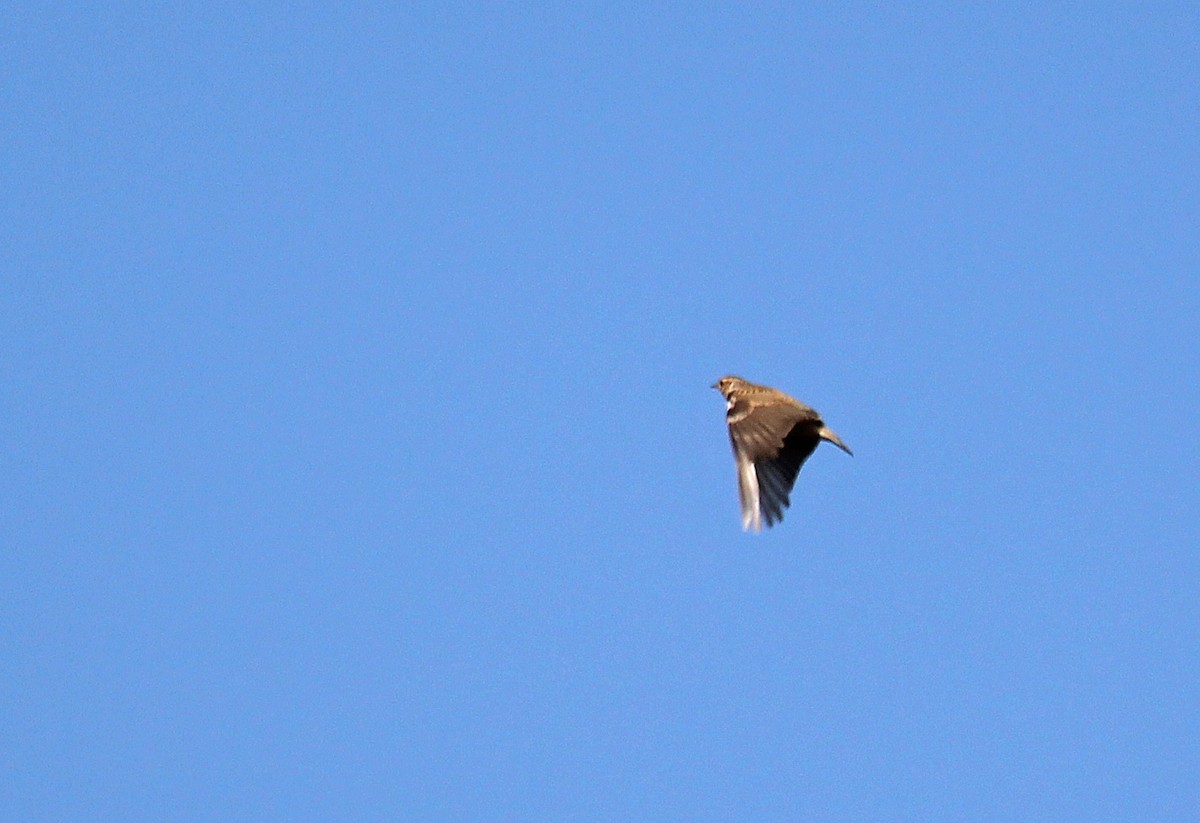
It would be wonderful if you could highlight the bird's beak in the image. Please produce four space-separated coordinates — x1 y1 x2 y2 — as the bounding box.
710 382 720 390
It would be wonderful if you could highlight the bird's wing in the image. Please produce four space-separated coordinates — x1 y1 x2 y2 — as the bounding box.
756 424 821 527
727 399 817 530
733 447 761 532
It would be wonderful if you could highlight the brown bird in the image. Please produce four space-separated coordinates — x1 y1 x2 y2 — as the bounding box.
712 376 852 532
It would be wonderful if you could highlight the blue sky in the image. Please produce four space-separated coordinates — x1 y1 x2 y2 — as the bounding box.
4 3 1198 820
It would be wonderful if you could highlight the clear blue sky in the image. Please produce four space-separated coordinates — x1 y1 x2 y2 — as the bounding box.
4 3 1197 820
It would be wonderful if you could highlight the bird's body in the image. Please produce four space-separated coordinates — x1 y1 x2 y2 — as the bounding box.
712 375 852 532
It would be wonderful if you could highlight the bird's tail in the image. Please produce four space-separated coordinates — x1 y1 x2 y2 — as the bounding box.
819 427 853 456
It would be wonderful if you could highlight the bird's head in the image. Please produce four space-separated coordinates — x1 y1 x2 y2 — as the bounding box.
711 376 745 397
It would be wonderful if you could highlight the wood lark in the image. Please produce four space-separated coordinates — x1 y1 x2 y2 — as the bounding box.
712 376 852 532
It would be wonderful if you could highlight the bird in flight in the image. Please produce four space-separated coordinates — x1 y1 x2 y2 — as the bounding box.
712 376 852 532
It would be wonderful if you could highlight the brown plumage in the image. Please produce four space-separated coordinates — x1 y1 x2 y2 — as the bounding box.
712 376 852 532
